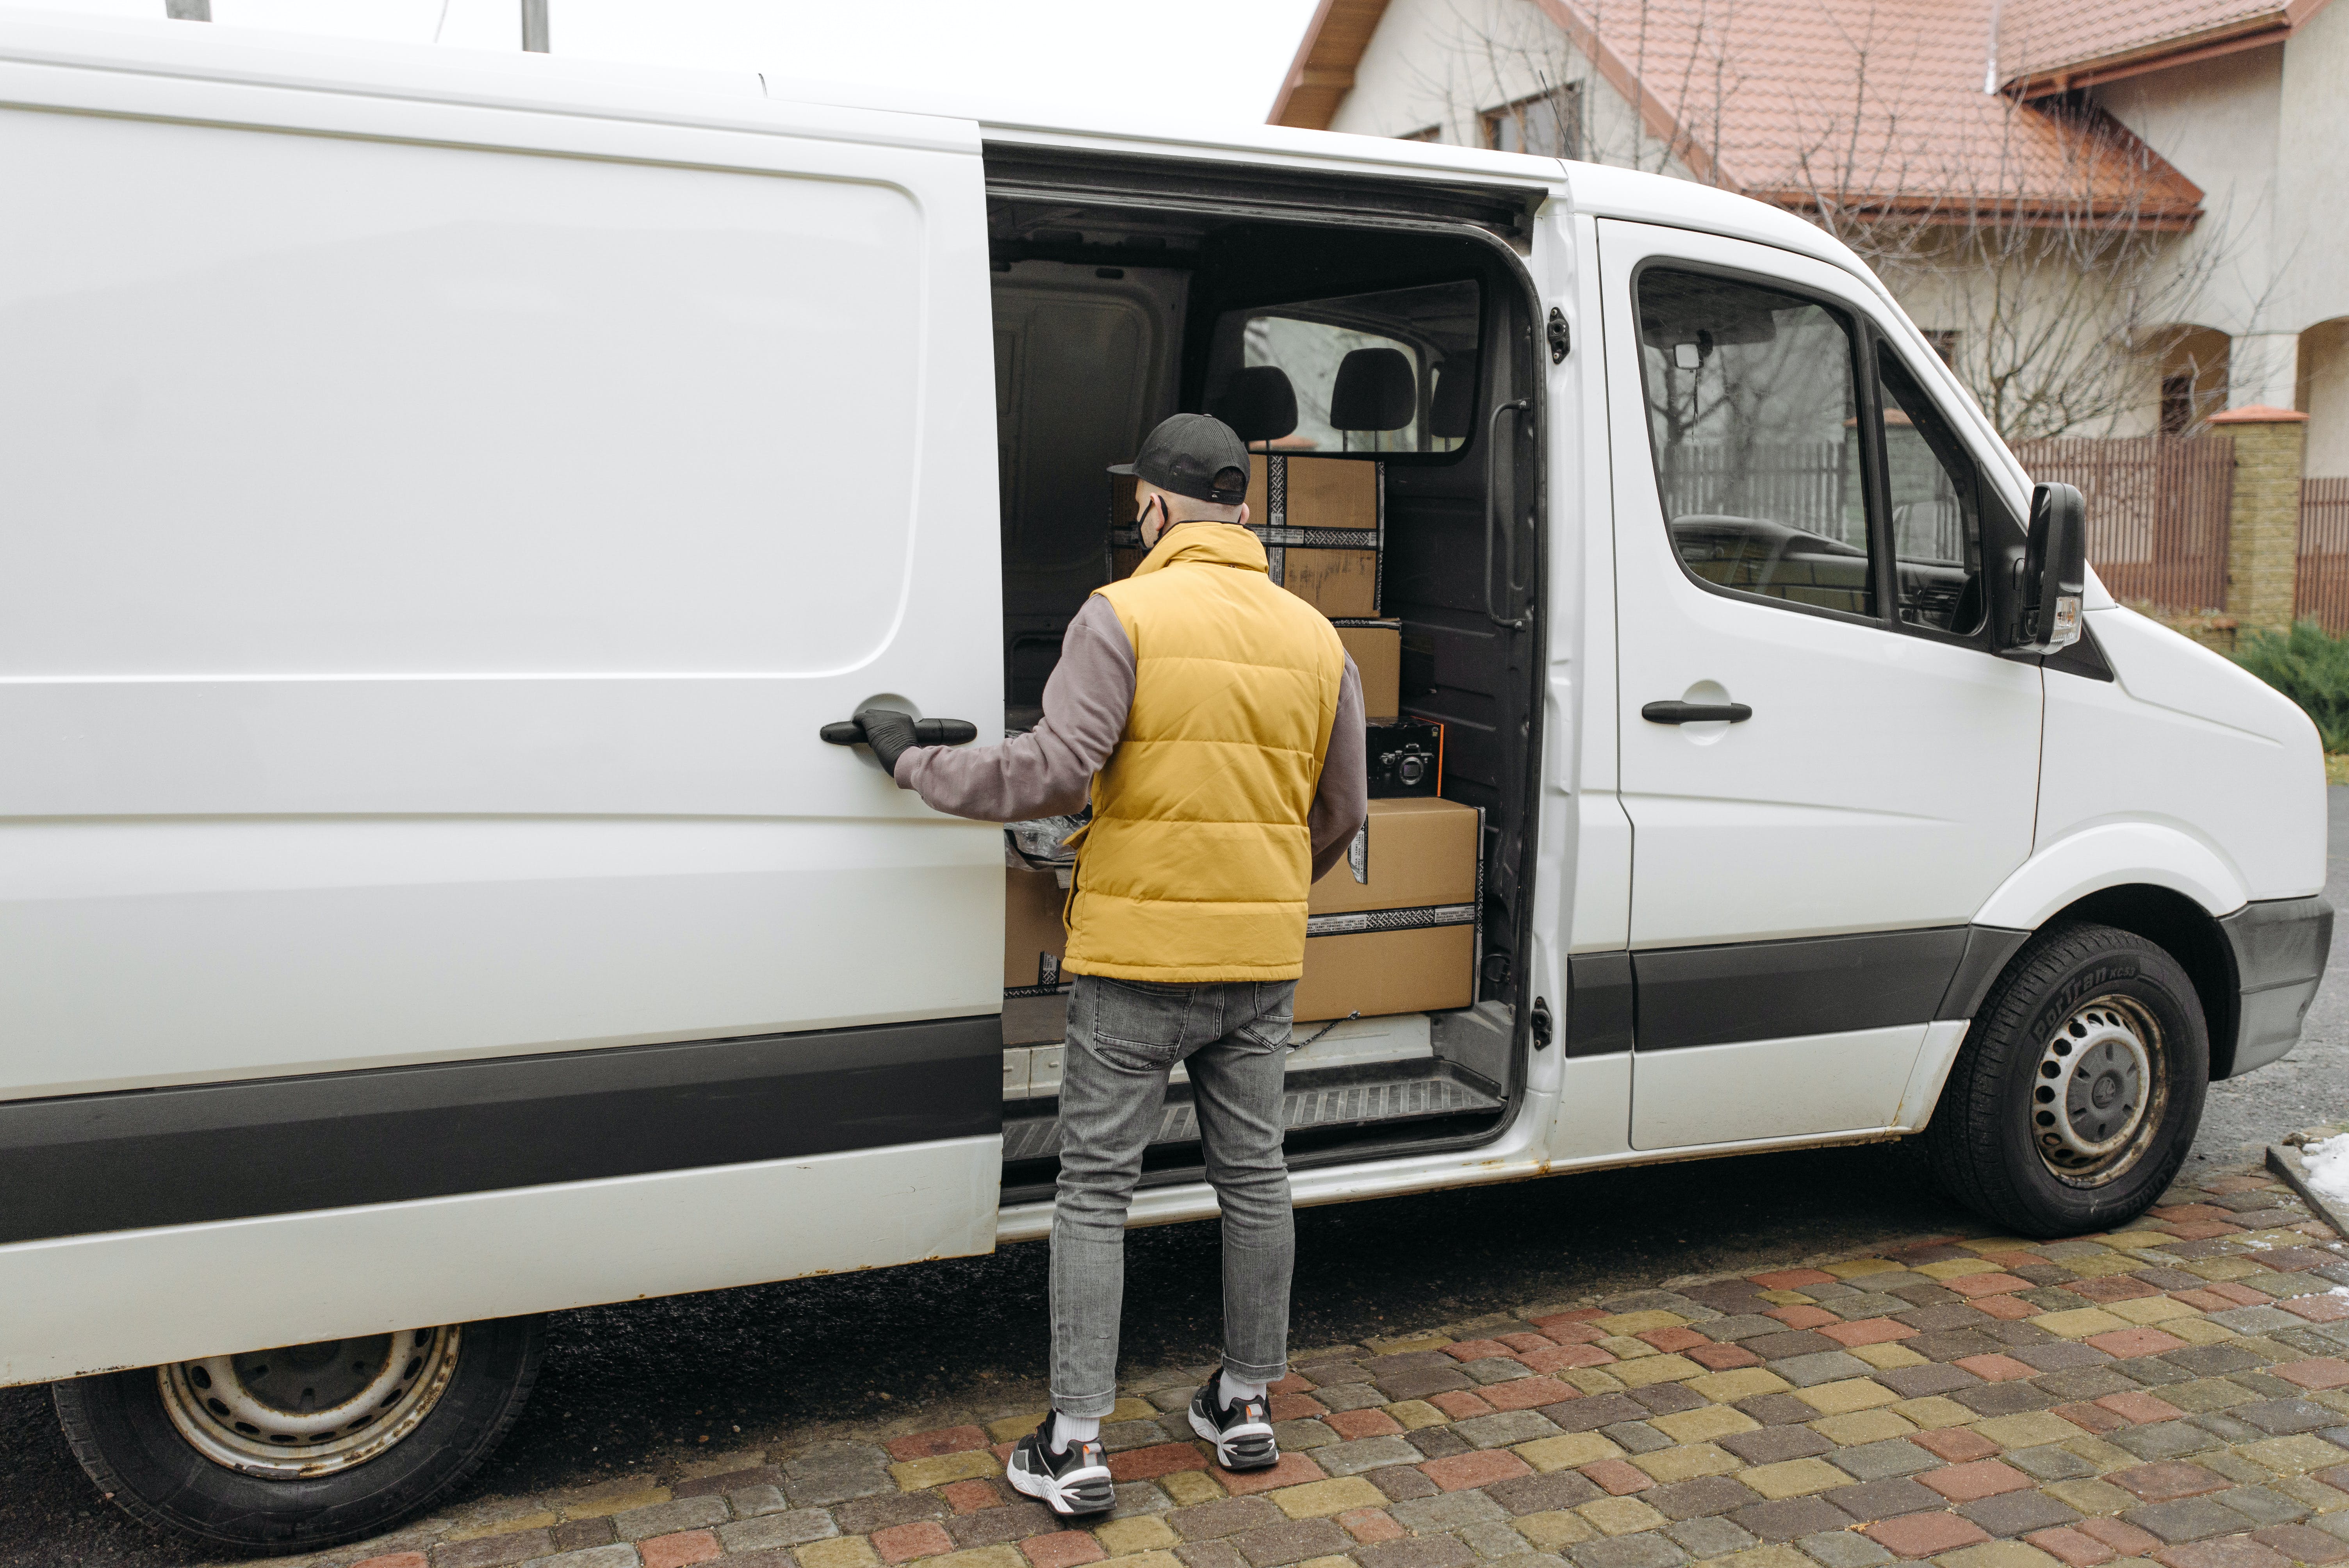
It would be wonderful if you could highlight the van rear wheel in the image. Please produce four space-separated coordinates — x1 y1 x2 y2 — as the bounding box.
1927 921 2206 1238
53 1314 544 1556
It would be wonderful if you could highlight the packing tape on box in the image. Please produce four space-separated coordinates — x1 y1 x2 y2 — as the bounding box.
1305 902 1477 938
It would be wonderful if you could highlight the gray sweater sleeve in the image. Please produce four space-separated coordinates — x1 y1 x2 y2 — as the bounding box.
898 594 1372 877
1309 661 1370 883
895 594 1133 821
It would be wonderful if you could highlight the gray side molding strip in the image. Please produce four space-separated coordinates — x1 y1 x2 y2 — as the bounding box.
0 1016 1002 1246
1935 925 2032 1022
2218 894 2334 1079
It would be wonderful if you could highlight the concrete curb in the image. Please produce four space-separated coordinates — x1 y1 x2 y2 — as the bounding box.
2265 1138 2349 1238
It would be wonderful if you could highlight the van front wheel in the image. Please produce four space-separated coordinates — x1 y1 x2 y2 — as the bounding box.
53 1314 544 1556
1928 921 2206 1238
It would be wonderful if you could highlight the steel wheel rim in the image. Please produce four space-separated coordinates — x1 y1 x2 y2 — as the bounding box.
158 1326 460 1478
2032 994 2166 1185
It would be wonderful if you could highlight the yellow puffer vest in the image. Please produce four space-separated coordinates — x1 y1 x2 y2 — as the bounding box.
1062 522 1347 983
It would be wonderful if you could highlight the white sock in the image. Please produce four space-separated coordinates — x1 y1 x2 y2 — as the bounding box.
1219 1370 1268 1410
1049 1411 1100 1454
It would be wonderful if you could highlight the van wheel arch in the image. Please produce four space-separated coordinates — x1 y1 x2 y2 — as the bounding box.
2035 884 2236 1078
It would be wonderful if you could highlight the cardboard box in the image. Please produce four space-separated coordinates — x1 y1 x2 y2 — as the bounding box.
1297 796 1481 1020
1334 620 1400 723
1293 925 1474 1023
1277 549 1379 618
1005 867 1069 995
1250 454 1382 617
1109 456 1383 618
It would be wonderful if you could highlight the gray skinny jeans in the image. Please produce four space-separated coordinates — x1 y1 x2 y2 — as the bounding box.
1050 973 1296 1417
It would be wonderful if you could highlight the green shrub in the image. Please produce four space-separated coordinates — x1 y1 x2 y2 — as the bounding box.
2235 619 2349 752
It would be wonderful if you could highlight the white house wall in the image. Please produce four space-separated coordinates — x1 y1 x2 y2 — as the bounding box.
2092 48 2281 342
2092 46 2292 412
2277 0 2349 344
2304 322 2349 478
1329 0 1693 178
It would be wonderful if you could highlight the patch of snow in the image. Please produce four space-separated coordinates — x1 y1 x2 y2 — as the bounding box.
2304 1132 2349 1207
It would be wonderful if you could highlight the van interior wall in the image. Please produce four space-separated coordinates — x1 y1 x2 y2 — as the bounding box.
993 256 1188 713
988 202 1535 1087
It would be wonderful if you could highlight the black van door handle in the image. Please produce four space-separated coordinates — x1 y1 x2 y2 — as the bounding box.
1641 700 1752 724
1485 399 1532 631
820 718 979 746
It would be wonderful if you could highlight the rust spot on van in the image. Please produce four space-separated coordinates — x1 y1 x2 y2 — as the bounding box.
65 1362 141 1379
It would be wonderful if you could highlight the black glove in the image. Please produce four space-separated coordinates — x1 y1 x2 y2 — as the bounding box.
855 707 920 782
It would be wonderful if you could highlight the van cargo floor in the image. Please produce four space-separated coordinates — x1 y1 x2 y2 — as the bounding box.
997 1063 1501 1164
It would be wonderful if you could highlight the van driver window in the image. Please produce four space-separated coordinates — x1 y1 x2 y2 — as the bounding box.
1215 280 1482 456
1635 267 1877 620
1877 348 1987 637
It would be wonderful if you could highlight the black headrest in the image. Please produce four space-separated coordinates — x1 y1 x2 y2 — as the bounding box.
1211 366 1299 445
1429 358 1477 440
1329 347 1417 432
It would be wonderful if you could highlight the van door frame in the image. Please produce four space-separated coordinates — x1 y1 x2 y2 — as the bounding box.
978 142 1557 1177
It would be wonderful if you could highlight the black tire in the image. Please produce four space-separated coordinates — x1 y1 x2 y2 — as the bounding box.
1928 921 2207 1238
52 1315 544 1557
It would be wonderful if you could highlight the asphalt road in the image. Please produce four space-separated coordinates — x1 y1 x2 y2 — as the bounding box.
6 792 2345 1568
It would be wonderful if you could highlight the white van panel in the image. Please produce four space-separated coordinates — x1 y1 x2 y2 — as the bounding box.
1628 1024 1929 1149
0 1137 1000 1386
1598 221 2044 951
1893 1020 1973 1131
0 61 1006 1112
0 817 998 1099
1974 821 2250 929
0 107 920 679
2034 607 2326 906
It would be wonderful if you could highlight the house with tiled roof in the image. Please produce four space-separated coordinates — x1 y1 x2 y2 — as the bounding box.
1271 0 2349 478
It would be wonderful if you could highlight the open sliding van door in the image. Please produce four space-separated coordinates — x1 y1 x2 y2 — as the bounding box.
1595 219 2043 1152
0 27 1004 1384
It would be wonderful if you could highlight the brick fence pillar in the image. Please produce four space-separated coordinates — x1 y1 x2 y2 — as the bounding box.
2209 404 2310 634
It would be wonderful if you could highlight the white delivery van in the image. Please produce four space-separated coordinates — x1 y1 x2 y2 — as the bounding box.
0 14 2331 1554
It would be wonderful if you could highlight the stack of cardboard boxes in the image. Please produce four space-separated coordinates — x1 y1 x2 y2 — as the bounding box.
1110 454 1403 718
996 452 1481 1035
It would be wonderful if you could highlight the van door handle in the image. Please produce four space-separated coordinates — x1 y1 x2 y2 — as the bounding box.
1485 399 1531 631
820 718 979 746
1641 700 1752 724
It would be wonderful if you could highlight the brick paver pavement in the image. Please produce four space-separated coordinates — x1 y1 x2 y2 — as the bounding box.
211 1160 2349 1568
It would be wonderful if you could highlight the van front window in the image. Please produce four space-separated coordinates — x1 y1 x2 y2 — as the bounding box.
1635 266 1877 620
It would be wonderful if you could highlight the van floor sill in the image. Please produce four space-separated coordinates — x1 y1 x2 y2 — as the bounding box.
998 1060 1501 1165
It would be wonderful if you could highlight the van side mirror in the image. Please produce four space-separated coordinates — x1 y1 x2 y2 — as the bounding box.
2007 481 2085 654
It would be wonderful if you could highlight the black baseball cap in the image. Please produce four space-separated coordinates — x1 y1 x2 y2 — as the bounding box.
1109 413 1251 506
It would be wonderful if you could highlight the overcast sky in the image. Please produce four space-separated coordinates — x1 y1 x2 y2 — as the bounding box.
0 0 1324 124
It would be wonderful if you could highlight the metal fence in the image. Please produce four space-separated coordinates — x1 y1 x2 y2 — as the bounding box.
2297 477 2349 635
1659 441 1855 545
2012 435 2234 615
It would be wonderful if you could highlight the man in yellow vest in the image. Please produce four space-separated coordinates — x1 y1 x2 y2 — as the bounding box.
856 413 1366 1517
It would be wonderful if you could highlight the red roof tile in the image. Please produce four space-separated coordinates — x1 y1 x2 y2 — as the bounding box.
1272 0 2215 224
1529 0 2203 221
1998 0 2329 96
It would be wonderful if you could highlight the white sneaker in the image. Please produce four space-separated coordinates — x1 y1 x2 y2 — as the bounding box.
1004 1415 1116 1517
1189 1381 1278 1471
